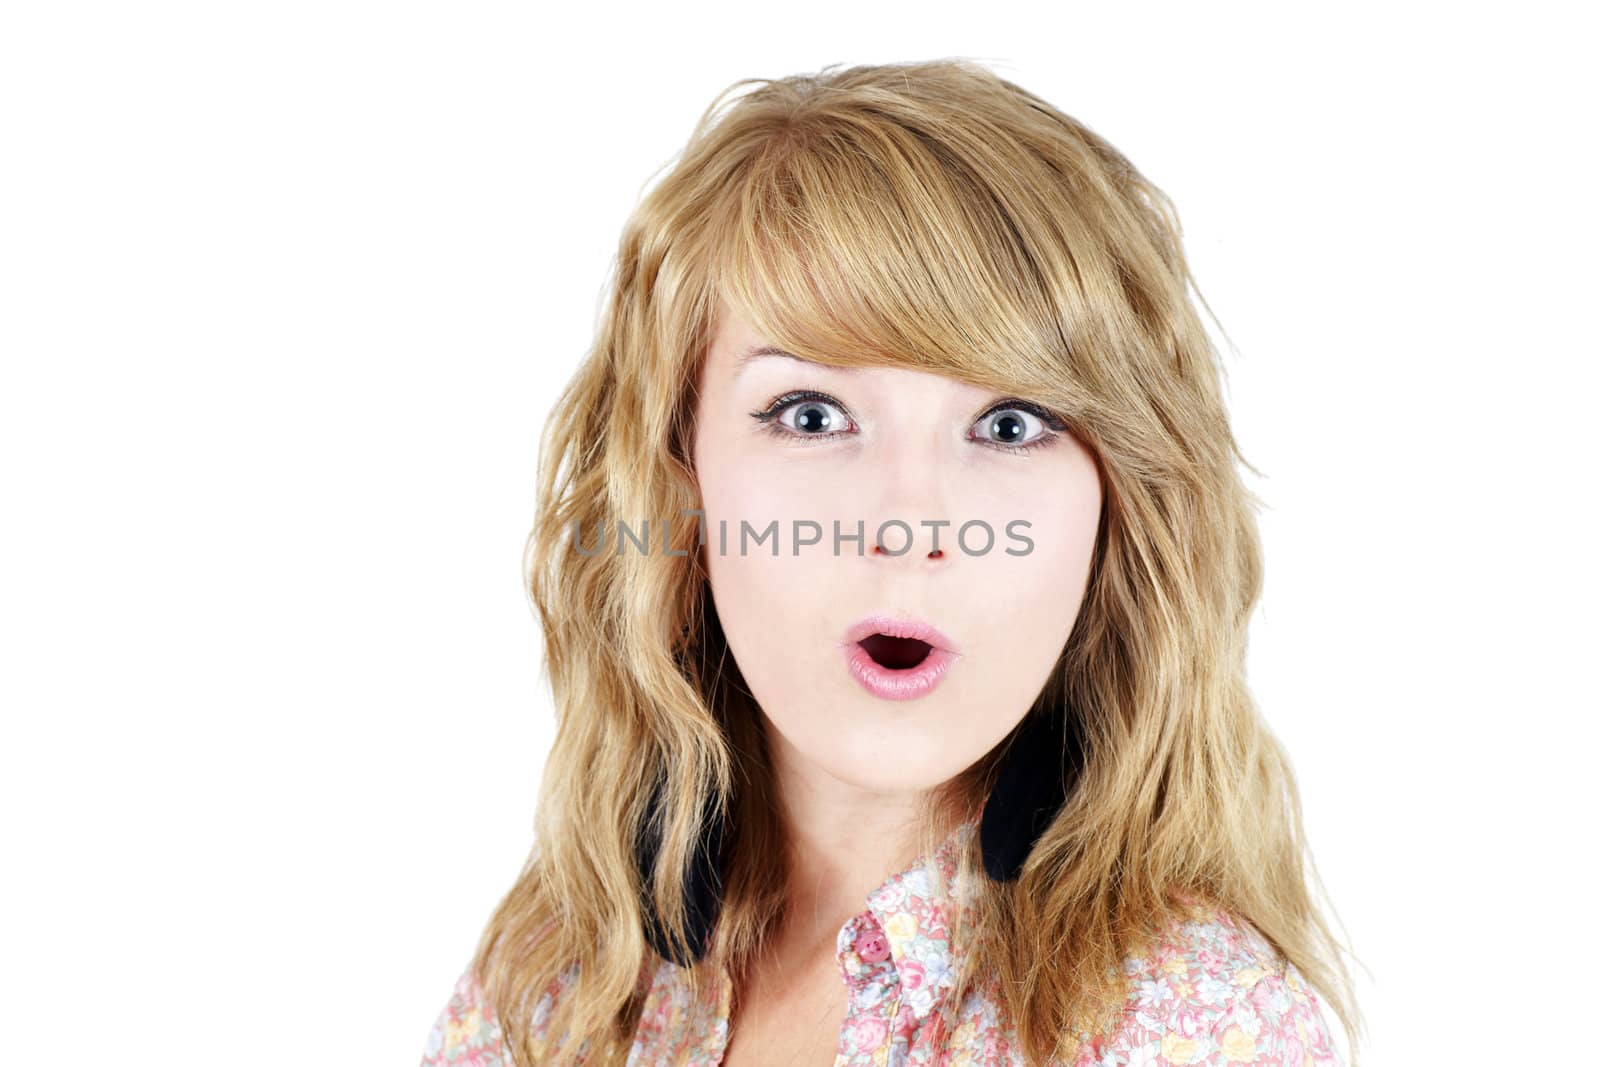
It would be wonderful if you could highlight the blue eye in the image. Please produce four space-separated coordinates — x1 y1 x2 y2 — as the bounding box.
971 406 1051 450
749 390 854 444
781 397 849 436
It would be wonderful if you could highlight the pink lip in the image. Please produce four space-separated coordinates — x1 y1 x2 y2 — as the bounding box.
841 613 960 652
839 613 962 702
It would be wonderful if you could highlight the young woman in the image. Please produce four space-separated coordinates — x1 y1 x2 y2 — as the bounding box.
420 58 1363 1066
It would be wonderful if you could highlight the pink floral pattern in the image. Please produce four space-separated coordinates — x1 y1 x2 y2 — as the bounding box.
421 817 1344 1065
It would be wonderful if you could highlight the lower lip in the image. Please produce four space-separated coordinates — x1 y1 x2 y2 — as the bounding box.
842 642 958 701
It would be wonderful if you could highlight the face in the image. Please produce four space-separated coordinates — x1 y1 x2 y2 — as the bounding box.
690 299 1103 796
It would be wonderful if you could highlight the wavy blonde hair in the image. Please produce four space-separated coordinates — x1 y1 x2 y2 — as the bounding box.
468 57 1365 1065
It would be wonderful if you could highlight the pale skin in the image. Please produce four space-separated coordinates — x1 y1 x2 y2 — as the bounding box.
691 298 1103 1065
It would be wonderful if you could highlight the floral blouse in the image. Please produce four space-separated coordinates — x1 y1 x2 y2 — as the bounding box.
420 817 1344 1065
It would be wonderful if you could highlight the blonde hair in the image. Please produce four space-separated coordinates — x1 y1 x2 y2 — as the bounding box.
469 57 1365 1065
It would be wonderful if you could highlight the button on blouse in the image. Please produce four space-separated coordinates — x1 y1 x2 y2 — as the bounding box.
852 927 891 964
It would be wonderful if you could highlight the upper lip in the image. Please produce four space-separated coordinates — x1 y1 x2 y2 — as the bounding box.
842 612 961 654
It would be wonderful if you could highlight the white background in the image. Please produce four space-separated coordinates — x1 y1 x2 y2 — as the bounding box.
3 3 1594 1065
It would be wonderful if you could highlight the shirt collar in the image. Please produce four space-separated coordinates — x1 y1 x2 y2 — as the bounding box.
834 811 982 1021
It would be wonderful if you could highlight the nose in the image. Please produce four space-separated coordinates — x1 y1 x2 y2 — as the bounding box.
861 426 957 565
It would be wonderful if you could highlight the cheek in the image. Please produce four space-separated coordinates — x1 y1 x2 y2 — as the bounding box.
696 449 877 583
697 452 839 696
698 458 845 677
969 468 1102 652
960 526 1095 735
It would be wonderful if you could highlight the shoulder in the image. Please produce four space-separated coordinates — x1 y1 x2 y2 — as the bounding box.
419 970 511 1067
1069 902 1344 1067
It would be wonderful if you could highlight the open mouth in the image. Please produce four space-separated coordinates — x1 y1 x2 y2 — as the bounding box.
857 633 934 670
841 617 958 701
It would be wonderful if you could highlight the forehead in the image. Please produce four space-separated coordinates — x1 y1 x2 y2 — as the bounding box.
701 294 1025 405
709 296 887 379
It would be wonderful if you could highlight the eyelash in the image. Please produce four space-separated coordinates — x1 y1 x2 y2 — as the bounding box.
748 389 1068 456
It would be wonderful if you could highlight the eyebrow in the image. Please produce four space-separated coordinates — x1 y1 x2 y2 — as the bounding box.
735 344 860 374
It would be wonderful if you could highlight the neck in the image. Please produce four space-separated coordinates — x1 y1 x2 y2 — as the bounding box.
762 724 939 956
